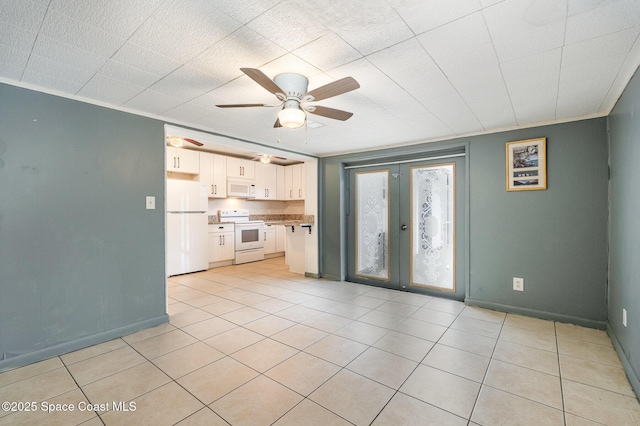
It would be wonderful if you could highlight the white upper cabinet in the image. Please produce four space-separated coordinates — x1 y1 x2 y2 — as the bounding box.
227 157 255 180
276 165 285 200
284 163 305 200
167 147 199 174
254 163 279 200
200 152 227 198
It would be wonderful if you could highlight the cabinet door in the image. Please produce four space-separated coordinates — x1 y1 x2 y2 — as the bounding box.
276 165 285 200
227 158 255 179
212 154 227 198
264 227 276 254
275 225 286 252
292 164 303 200
209 233 221 262
220 232 235 260
254 163 268 200
177 148 200 174
284 166 294 200
200 152 214 197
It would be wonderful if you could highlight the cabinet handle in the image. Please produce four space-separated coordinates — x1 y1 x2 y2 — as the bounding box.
219 235 222 246
299 189 301 198
264 232 266 241
211 184 214 194
214 184 217 195
173 157 176 168
177 157 180 169
290 189 292 198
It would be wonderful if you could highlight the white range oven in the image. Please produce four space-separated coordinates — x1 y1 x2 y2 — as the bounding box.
219 209 265 264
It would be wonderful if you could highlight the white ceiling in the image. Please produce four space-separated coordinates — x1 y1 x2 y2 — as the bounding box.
2 0 639 157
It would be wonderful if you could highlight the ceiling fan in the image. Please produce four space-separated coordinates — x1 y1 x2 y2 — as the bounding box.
216 68 360 129
252 153 286 164
166 136 204 147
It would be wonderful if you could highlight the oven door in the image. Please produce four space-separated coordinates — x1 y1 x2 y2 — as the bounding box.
235 223 265 251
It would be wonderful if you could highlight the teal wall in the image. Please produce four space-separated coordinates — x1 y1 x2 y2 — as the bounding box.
607 67 640 394
0 84 167 371
320 119 609 327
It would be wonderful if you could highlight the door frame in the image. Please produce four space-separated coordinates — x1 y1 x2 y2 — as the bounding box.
341 143 470 300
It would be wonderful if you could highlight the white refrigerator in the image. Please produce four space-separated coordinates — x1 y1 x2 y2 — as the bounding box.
166 179 208 276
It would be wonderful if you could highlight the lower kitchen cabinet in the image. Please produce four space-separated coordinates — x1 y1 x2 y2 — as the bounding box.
264 226 276 255
275 225 286 253
209 224 235 262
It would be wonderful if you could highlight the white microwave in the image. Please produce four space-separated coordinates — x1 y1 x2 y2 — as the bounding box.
227 180 256 198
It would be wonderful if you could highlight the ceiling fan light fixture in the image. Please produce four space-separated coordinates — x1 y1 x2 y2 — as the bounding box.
168 136 184 147
278 107 306 129
259 156 270 164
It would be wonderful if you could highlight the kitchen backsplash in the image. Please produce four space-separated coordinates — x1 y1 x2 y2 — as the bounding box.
209 214 314 224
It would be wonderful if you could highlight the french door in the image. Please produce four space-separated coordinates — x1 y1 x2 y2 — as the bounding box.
346 157 465 299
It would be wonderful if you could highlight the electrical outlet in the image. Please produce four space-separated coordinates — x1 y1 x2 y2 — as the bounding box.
623 308 627 327
146 196 155 210
513 277 524 291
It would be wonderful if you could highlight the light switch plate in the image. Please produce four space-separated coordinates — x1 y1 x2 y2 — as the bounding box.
146 196 155 210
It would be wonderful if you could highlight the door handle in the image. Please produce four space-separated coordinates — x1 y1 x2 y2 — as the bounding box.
401 224 408 230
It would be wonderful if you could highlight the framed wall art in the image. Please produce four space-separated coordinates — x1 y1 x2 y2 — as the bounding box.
506 137 547 191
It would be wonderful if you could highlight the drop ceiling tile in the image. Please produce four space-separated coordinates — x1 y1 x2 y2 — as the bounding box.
324 3 414 55
492 20 566 63
149 66 225 102
432 42 500 78
123 89 185 115
247 0 331 51
293 33 362 71
424 94 484 135
190 80 274 110
163 102 218 122
482 0 567 41
187 26 286 82
500 48 562 81
562 26 640 68
367 38 457 104
32 36 109 75
481 0 503 7
557 53 628 118
601 32 640 112
259 54 323 80
0 61 25 80
565 0 640 44
77 83 140 106
80 73 146 104
213 0 281 24
0 43 29 80
24 54 96 87
98 60 163 88
47 0 163 39
110 42 182 77
39 9 126 57
391 0 482 35
568 0 614 17
0 0 48 32
21 67 85 94
0 22 37 52
417 12 491 64
128 0 242 63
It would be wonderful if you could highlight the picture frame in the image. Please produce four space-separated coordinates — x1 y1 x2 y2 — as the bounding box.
506 137 547 191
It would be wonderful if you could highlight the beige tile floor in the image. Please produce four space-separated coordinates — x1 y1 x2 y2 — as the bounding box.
1 257 639 425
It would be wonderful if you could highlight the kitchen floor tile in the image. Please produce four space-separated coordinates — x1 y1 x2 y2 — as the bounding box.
130 329 198 359
459 306 506 324
556 323 612 346
334 320 389 345
422 344 490 383
410 307 458 327
438 328 497 357
557 337 622 367
219 306 268 325
174 408 229 426
100 381 203 426
372 330 435 362
471 385 564 425
230 338 298 373
272 399 352 426
271 324 328 350
394 317 448 342
484 359 563 409
372 392 467 426
400 365 480 419
60 339 127 366
177 357 259 405
243 315 296 337
0 357 64 387
304 334 368 367
504 313 556 335
202 327 264 355
180 317 237 340
0 367 78 406
151 342 225 379
499 325 557 353
210 376 303 426
562 379 640 425
309 369 394 426
66 346 146 386
346 347 417 389
301 312 353 333
265 352 340 396
492 340 560 376
559 354 635 396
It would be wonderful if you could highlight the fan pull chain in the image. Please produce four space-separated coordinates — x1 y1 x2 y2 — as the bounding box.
277 125 281 144
305 118 308 144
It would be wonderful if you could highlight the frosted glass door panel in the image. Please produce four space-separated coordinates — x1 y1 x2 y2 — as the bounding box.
355 170 389 281
410 163 455 291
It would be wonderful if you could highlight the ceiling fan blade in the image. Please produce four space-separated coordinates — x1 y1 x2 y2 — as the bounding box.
182 138 204 147
274 118 282 128
309 105 353 121
305 77 360 102
241 68 284 95
216 103 267 108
